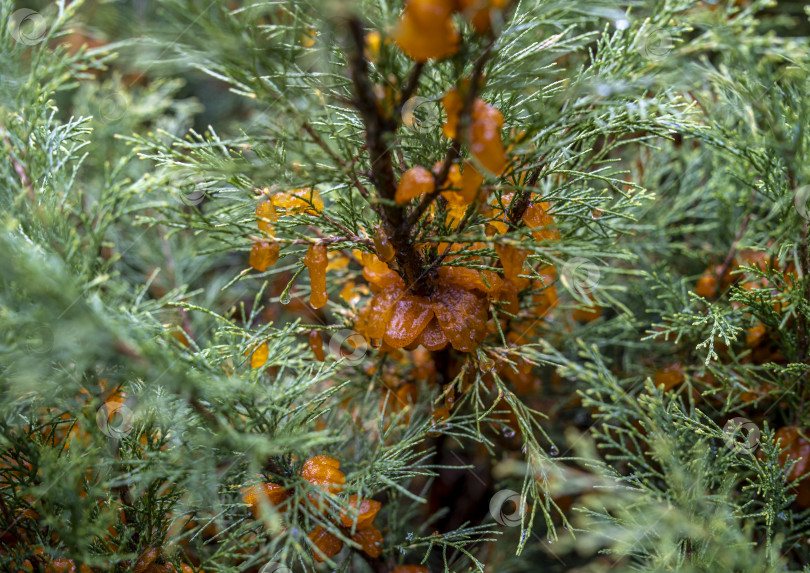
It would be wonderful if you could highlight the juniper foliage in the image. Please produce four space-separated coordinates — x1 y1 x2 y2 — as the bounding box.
1 0 809 571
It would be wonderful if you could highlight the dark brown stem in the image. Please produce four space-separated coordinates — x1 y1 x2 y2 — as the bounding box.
346 17 429 293
397 62 425 114
506 169 542 226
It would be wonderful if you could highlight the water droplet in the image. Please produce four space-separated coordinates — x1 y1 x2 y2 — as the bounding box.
480 357 494 372
547 535 553 544
370 338 382 349
279 292 291 305
502 426 516 439
549 445 559 456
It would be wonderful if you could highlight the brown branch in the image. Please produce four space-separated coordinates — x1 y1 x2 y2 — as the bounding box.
396 62 425 115
345 16 429 293
506 169 542 226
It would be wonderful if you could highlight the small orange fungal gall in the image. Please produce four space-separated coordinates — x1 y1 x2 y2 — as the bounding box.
396 166 435 204
272 188 323 214
339 495 382 529
301 455 346 495
249 240 280 272
394 0 459 62
304 243 329 309
256 200 277 235
374 225 396 262
309 330 326 361
309 525 344 562
241 482 289 518
246 341 270 368
352 525 384 558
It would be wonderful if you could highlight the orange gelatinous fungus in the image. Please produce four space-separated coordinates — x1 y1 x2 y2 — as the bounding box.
301 455 346 495
391 567 430 573
653 363 685 392
308 526 344 562
383 293 434 348
493 279 519 315
362 252 405 290
396 166 436 205
522 200 560 242
133 548 161 573
469 100 507 174
365 30 382 61
249 240 280 272
415 317 449 350
340 495 382 529
532 276 558 317
442 89 507 175
393 0 459 62
437 265 503 294
495 244 529 289
458 0 509 34
309 330 326 361
772 427 810 507
272 187 323 214
304 243 329 309
241 482 289 518
431 282 488 352
428 406 451 436
374 225 397 262
256 199 277 235
352 525 384 558
695 272 717 298
246 341 270 368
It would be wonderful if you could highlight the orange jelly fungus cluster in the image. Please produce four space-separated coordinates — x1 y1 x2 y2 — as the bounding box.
393 0 508 62
354 190 560 355
248 187 323 272
442 87 507 175
241 456 387 563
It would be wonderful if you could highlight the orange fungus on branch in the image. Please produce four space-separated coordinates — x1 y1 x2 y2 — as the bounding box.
393 0 459 62
304 243 329 309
